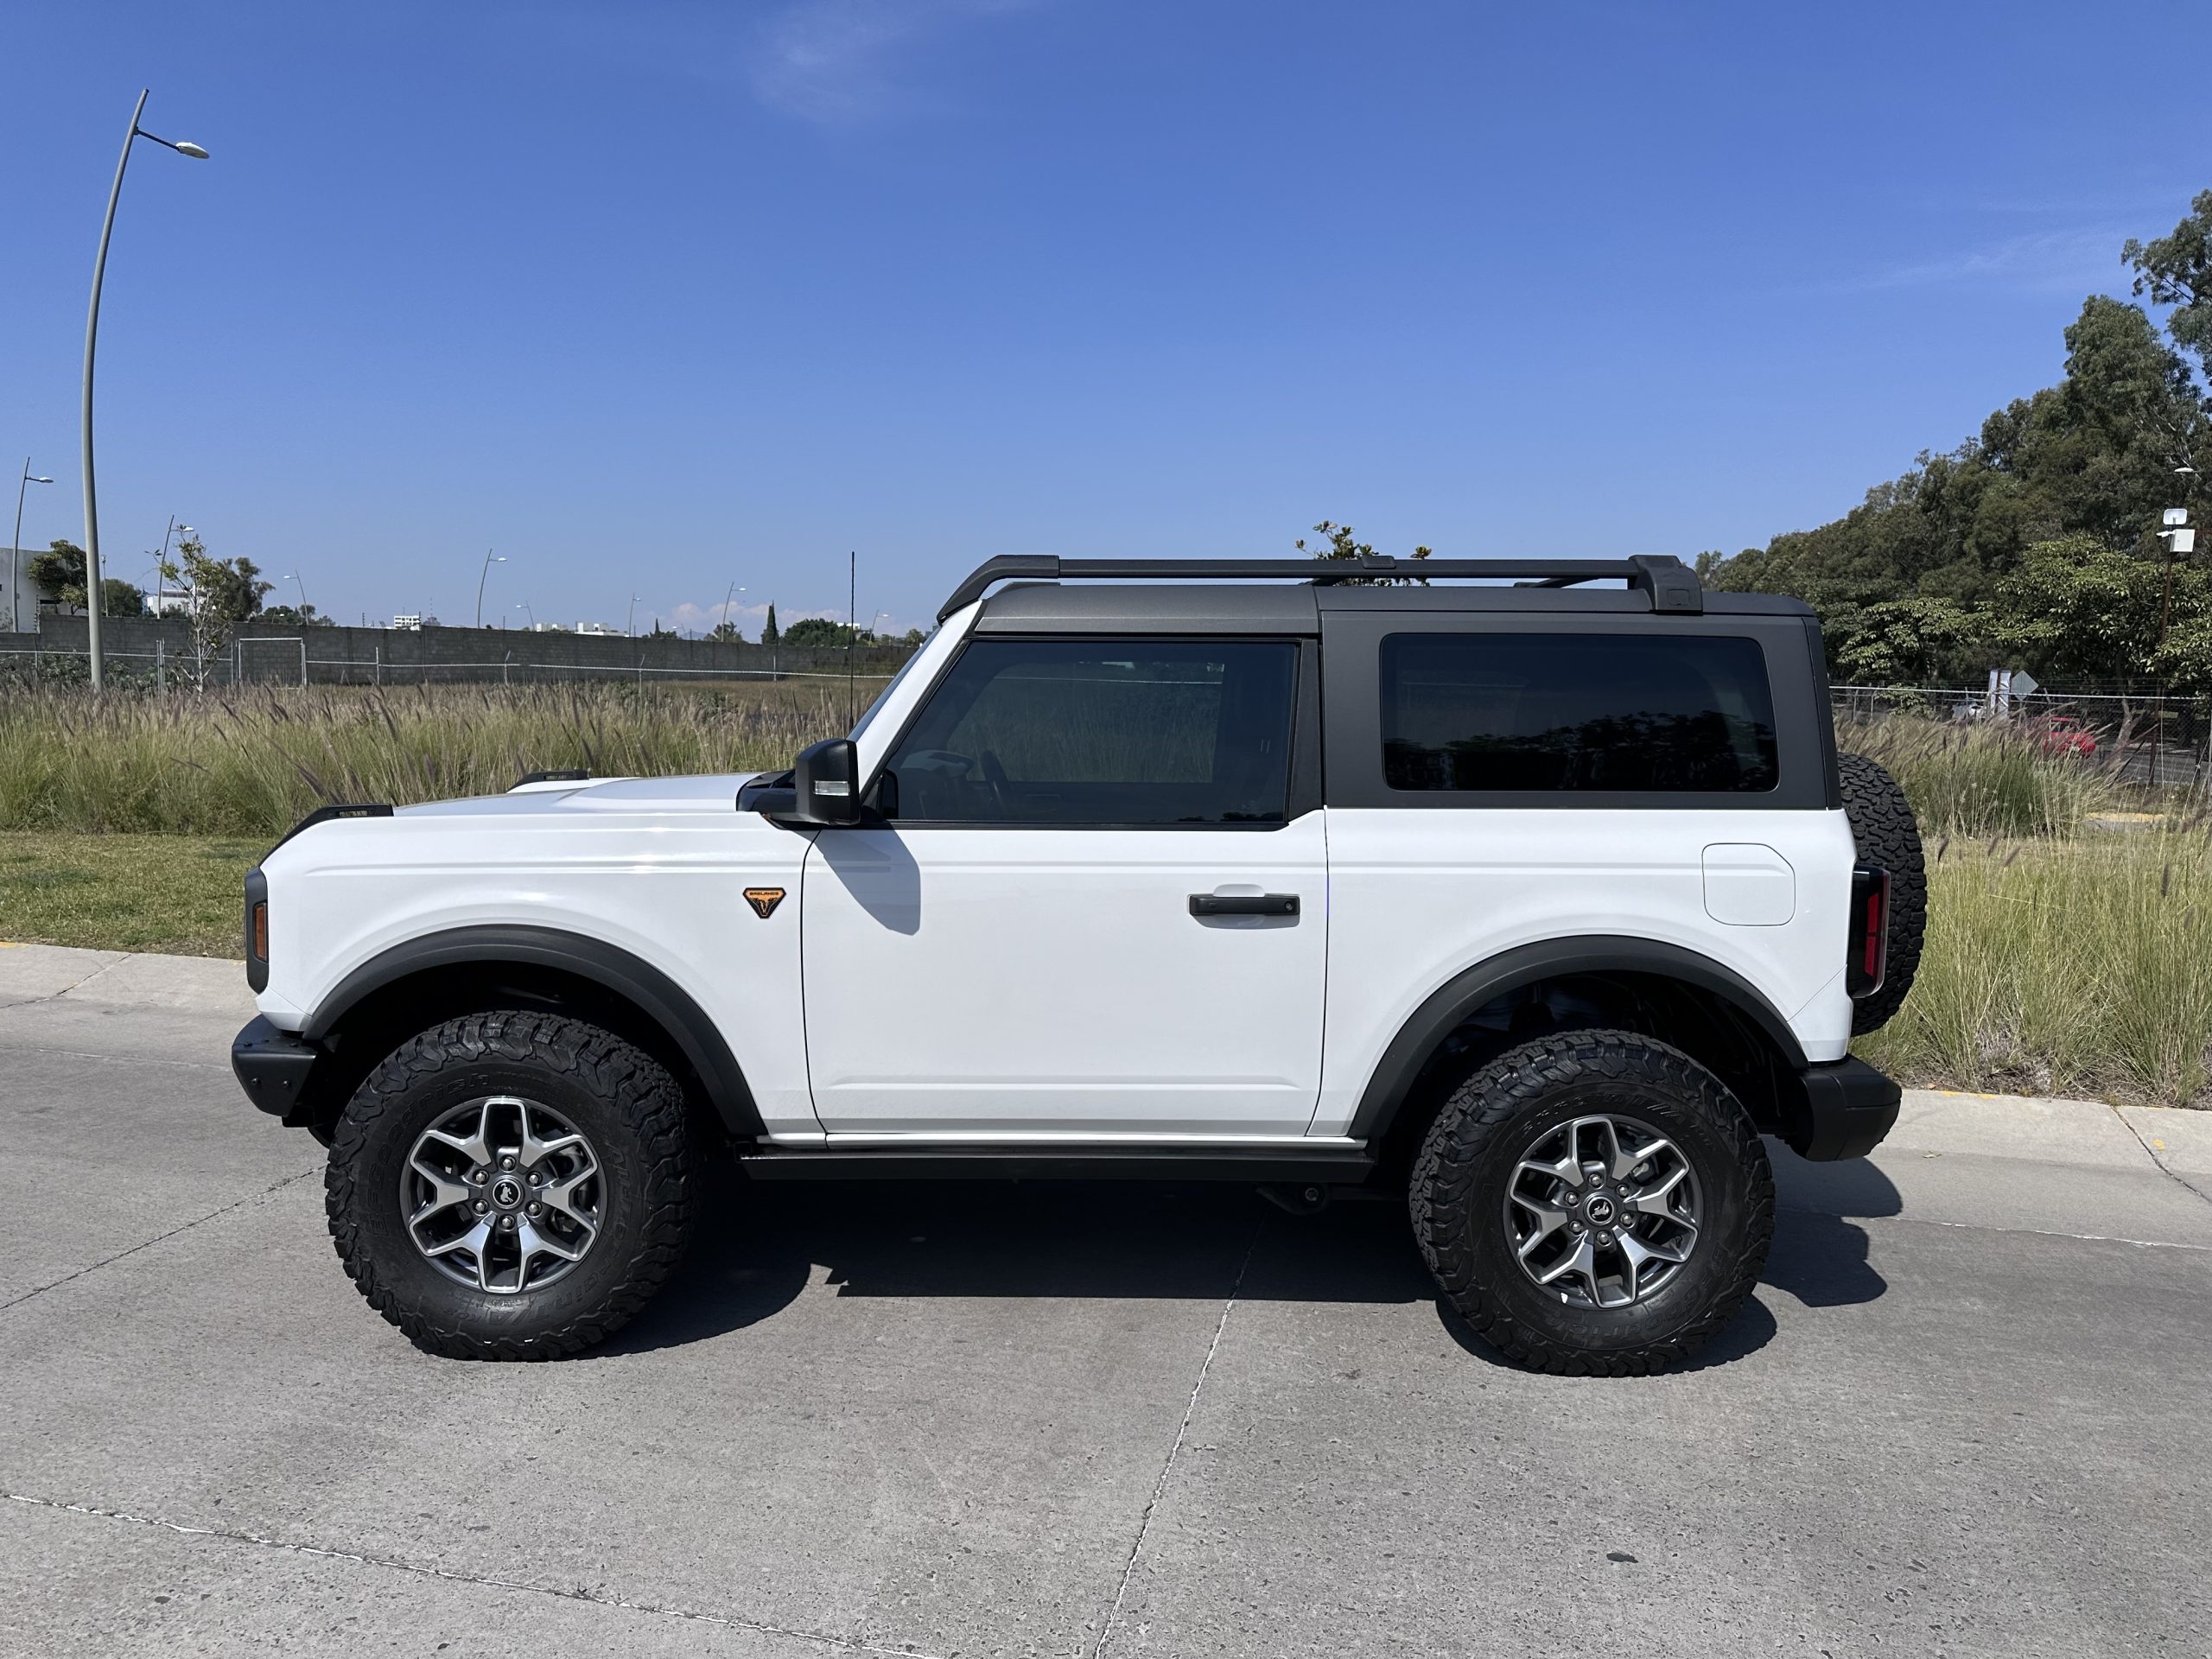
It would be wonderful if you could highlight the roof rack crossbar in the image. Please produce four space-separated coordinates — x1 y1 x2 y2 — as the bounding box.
936 553 1702 620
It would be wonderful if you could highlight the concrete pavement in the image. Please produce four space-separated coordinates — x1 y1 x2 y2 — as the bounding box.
2 943 2208 1658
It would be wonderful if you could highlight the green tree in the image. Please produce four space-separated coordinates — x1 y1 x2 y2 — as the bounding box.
261 602 335 629
1296 520 1433 582
709 620 744 642
2126 188 2212 386
781 615 855 649
760 603 779 645
1705 201 2212 685
22 540 146 617
158 532 270 688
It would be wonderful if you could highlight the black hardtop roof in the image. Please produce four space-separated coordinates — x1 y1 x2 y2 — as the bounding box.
947 555 1812 632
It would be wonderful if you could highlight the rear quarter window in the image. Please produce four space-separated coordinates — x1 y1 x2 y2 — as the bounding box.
1379 632 1778 793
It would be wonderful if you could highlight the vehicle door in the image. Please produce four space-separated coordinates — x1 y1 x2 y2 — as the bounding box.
799 633 1325 1138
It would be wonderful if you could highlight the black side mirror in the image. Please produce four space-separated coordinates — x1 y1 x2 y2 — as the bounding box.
790 737 862 826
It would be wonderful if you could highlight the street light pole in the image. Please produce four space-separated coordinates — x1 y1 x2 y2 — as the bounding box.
627 594 641 637
474 550 505 627
289 571 309 618
10 459 54 633
81 89 208 690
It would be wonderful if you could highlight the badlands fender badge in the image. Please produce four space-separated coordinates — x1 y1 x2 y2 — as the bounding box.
743 887 786 920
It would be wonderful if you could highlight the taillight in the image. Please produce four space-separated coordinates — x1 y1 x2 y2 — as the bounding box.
251 902 269 961
1847 865 1889 998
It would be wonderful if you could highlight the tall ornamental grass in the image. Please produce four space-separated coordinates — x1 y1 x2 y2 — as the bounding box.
1834 713 2126 836
1855 830 2212 1109
0 682 854 837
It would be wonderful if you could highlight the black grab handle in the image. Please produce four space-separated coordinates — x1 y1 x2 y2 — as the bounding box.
1189 893 1300 918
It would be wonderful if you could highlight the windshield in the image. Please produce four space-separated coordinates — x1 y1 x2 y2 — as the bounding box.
848 644 931 742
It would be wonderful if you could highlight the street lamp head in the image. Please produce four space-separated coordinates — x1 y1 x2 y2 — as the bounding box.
29 476 53 485
172 141 210 159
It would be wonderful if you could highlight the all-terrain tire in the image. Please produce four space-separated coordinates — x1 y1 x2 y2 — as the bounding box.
1837 751 1926 1033
326 1011 693 1360
1410 1029 1773 1376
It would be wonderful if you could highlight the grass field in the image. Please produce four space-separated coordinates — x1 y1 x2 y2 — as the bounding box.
0 832 265 957
2 690 2207 1106
0 680 865 837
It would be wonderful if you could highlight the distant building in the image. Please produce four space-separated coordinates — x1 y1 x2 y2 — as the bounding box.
390 614 423 632
575 622 620 636
149 590 199 618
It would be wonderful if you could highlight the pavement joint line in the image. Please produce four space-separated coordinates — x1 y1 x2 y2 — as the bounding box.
1092 1217 1261 1659
0 950 137 1013
0 1166 320 1314
1780 1204 2212 1254
2111 1104 2212 1207
0 1039 231 1072
3 1492 950 1659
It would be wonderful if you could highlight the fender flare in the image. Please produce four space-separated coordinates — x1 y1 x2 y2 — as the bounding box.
303 925 765 1139
1348 935 1808 1141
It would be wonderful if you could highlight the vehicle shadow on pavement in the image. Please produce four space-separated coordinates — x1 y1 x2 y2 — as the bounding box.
598 1172 1433 1356
598 1157 1893 1361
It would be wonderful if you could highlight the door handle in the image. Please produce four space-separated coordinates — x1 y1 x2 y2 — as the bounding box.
1189 893 1299 918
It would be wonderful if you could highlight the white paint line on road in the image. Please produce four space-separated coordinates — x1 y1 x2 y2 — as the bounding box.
0 1039 231 1072
5 1491 950 1659
1787 1205 2212 1255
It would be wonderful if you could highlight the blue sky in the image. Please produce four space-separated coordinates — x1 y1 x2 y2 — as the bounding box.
3 0 2205 636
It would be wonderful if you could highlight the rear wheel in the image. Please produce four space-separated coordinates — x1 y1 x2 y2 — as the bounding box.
326 1011 693 1359
1410 1029 1772 1375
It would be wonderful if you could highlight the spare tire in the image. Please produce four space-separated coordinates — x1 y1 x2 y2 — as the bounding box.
1837 753 1925 1033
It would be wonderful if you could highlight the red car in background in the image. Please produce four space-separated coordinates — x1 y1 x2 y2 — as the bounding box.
2035 715 2099 757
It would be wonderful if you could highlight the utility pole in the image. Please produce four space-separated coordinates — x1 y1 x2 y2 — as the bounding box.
475 550 505 628
10 460 54 633
81 90 209 688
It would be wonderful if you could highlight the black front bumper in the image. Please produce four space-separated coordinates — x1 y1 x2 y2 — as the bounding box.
232 1015 323 1125
1780 1055 1901 1161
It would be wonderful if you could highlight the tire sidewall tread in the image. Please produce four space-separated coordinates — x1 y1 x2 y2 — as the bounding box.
1410 1028 1774 1376
325 1010 693 1360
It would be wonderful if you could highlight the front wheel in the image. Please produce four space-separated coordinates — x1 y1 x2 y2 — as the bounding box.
1410 1030 1772 1375
326 1011 694 1359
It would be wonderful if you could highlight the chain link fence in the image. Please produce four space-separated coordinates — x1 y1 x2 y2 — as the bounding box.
1833 683 2211 791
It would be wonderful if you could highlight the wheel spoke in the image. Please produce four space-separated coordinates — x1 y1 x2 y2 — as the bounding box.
420 1127 491 1167
402 1096 602 1297
1535 1235 1598 1297
407 1157 473 1225
423 1217 493 1265
1503 1110 1701 1311
1516 1151 1580 1194
540 1166 598 1225
518 1103 588 1170
1630 1164 1689 1219
1511 1198 1571 1261
516 1218 584 1288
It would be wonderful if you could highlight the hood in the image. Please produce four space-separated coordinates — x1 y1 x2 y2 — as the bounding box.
396 772 761 820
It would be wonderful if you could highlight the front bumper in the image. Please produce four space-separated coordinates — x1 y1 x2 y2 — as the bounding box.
232 1015 322 1125
1779 1055 1901 1161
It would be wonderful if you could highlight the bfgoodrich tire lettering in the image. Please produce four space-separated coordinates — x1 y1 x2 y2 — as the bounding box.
1410 1029 1773 1376
327 1011 693 1359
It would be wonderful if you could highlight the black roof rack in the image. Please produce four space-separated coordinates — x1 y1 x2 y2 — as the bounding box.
936 554 1701 621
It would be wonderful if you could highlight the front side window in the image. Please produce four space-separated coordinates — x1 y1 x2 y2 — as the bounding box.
1381 632 1778 793
881 639 1297 824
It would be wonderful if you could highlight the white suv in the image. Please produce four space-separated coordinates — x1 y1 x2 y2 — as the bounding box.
232 555 1921 1374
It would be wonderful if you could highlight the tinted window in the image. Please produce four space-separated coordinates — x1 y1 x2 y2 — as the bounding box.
884 639 1297 824
1380 632 1778 792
